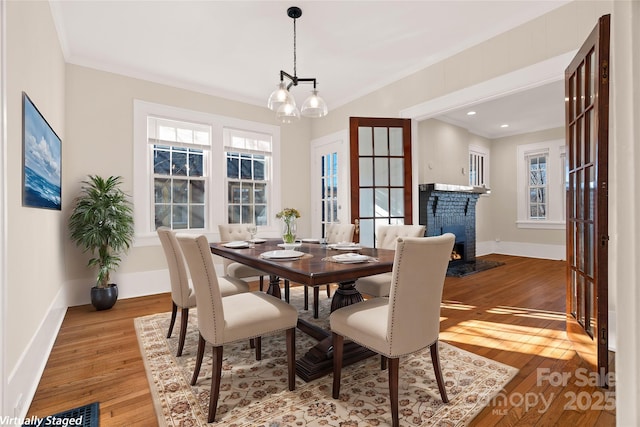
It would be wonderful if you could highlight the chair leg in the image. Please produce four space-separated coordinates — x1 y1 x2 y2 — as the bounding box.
190 334 206 385
326 284 331 298
332 332 344 399
208 345 224 423
313 287 320 319
388 357 400 427
304 285 309 310
286 328 296 391
381 355 388 370
176 307 189 357
259 275 264 292
167 302 178 338
255 336 262 360
430 341 449 403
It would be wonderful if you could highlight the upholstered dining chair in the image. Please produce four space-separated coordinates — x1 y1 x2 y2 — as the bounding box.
157 227 250 357
300 222 357 312
218 224 266 291
355 224 426 298
330 234 455 427
177 234 298 423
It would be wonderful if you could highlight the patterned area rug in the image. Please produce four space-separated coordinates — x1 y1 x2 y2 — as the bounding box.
135 287 517 426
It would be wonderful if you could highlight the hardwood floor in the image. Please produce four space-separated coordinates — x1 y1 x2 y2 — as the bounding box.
27 254 615 426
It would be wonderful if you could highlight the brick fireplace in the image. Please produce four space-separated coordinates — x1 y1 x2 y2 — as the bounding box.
418 183 488 265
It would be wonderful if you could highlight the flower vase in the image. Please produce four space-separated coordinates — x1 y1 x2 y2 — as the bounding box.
281 216 297 244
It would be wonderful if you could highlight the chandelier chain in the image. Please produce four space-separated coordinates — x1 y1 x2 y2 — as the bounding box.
293 17 297 78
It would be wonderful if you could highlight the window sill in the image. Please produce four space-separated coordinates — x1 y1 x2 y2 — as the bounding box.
516 220 565 230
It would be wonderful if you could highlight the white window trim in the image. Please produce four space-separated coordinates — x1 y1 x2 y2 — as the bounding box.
516 139 565 230
469 144 490 189
133 100 281 246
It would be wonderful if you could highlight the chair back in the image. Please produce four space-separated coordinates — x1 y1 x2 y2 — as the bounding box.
325 223 355 244
386 234 454 356
157 227 192 307
376 225 426 250
177 234 226 345
218 224 251 241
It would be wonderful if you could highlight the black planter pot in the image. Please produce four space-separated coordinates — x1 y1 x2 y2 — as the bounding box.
91 284 118 311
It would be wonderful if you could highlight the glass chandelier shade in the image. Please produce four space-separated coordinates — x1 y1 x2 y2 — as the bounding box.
276 99 300 123
267 82 293 112
300 89 328 118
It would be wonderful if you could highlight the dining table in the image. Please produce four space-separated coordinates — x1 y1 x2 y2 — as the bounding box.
210 238 396 381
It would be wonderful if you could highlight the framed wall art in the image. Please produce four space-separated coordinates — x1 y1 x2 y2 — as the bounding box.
22 92 61 210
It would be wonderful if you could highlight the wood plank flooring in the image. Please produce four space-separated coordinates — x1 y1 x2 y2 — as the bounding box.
26 254 615 426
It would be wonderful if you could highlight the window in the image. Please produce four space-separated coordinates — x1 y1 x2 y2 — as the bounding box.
149 117 209 230
133 100 281 245
516 139 565 229
527 152 548 219
469 145 489 188
224 129 272 226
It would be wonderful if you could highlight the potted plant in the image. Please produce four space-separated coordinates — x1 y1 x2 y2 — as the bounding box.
68 175 134 310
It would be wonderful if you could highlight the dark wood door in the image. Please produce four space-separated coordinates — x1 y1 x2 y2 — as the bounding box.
565 14 610 382
349 117 412 246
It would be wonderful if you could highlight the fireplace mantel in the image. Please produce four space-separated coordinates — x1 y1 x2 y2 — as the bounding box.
418 183 490 194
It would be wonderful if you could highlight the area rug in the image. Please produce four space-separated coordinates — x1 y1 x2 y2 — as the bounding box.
135 287 517 426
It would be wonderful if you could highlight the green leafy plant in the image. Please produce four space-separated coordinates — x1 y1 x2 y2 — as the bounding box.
68 175 134 288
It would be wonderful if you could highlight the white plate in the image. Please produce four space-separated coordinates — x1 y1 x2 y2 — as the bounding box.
329 243 362 251
249 238 267 243
261 250 305 260
278 243 302 249
332 253 370 263
301 238 319 243
223 240 249 248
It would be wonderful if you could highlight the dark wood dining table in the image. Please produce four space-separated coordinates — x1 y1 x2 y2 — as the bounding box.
210 239 396 381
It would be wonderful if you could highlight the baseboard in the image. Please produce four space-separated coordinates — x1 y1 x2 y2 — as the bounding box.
477 240 565 260
6 287 67 419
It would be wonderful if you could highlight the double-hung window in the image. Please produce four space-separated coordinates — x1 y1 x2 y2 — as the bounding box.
224 129 272 226
469 145 489 188
133 100 281 245
149 117 209 230
516 139 565 229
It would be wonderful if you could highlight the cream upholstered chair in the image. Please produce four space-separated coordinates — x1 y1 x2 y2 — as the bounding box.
355 224 426 298
177 234 298 423
300 222 357 314
330 234 455 427
218 224 266 290
157 227 249 357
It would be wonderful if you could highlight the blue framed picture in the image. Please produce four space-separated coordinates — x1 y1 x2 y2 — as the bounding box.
22 92 62 210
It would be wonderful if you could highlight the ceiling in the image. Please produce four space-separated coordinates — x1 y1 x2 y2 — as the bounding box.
49 0 570 136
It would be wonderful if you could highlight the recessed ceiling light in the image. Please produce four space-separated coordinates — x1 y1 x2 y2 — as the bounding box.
467 111 476 116
500 124 509 128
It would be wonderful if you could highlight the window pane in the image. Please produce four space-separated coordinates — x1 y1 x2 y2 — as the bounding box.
389 158 403 186
389 128 403 155
189 150 203 177
227 155 239 179
190 205 205 228
172 149 188 176
360 188 373 216
173 180 188 203
374 158 389 186
228 182 241 204
359 158 373 187
390 188 404 216
172 205 188 229
154 178 170 203
375 188 389 217
228 205 240 223
373 127 388 156
255 183 267 203
358 127 373 155
241 183 252 204
241 157 252 179
153 148 170 174
241 205 253 223
254 157 265 180
155 205 170 228
190 180 205 203
255 205 267 226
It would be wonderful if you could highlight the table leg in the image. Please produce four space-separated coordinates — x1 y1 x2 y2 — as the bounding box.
266 274 282 299
296 280 372 382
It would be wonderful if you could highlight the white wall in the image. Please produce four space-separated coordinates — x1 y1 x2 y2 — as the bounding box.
4 0 67 417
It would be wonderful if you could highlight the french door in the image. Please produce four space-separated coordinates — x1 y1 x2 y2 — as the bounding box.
565 14 610 382
310 133 349 238
349 117 412 246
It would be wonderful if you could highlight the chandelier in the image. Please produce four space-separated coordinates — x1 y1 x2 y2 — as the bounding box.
267 6 328 123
